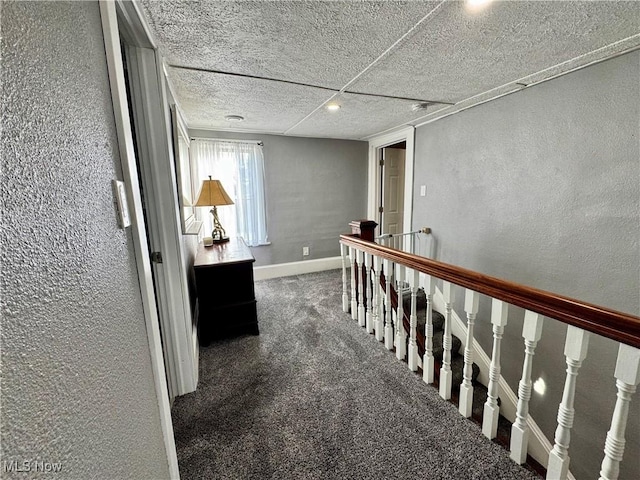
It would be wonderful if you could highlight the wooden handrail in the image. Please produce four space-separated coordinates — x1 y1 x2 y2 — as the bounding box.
341 234 640 349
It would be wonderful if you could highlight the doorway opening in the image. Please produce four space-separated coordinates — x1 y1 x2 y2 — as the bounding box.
378 141 407 235
367 127 415 242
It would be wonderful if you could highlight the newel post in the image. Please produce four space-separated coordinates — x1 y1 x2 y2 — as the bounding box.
349 220 378 242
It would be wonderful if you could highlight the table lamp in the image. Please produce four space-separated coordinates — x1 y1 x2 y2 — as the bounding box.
194 177 234 244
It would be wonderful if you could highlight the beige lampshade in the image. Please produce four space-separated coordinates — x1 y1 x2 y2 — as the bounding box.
194 177 234 207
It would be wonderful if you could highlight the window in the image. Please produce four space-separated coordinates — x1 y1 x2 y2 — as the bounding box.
191 139 269 246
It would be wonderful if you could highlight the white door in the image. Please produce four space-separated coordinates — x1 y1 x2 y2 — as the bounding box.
381 147 406 235
123 45 197 398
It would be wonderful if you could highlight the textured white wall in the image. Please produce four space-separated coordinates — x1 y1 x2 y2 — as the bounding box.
413 52 639 479
1 2 170 478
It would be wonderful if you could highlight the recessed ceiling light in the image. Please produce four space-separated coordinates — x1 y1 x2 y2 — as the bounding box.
326 103 341 112
224 115 244 122
466 0 493 10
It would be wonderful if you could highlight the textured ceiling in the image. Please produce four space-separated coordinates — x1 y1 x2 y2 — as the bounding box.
139 0 640 140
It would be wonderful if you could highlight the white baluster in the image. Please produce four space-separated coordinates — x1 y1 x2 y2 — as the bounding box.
547 326 590 479
349 246 357 321
482 299 509 439
408 268 420 371
374 256 384 342
510 310 544 464
422 275 435 384
340 243 349 313
364 253 374 334
395 264 407 361
384 259 394 350
459 289 479 418
357 249 366 327
439 281 455 400
599 344 640 480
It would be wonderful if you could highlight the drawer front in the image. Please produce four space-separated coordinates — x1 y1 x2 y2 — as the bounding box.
195 262 255 306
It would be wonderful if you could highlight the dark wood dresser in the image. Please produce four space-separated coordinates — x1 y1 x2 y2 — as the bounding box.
194 237 258 345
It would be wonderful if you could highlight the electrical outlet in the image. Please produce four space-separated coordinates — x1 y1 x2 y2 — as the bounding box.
302 246 310 256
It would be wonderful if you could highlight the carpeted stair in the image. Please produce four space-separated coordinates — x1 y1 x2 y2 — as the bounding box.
401 289 479 387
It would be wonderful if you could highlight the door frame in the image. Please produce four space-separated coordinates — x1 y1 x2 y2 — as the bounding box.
123 42 198 398
367 127 415 239
100 1 179 477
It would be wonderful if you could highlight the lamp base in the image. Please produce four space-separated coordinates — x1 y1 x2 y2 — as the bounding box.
209 207 230 244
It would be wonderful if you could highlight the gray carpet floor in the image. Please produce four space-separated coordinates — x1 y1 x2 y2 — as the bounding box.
171 269 541 479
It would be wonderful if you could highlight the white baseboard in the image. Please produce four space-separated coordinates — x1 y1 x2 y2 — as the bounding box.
432 286 555 471
254 256 342 281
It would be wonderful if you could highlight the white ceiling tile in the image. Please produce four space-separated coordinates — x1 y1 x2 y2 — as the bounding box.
411 36 640 127
286 92 434 139
348 1 640 103
140 1 640 140
169 67 333 133
140 0 441 89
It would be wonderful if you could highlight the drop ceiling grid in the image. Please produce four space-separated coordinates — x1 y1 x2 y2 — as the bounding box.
286 92 433 139
290 0 640 138
339 1 640 104
408 35 640 130
139 0 640 140
139 0 441 89
169 67 334 133
283 0 448 135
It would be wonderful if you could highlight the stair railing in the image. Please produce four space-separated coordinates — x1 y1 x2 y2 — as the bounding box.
339 231 640 480
376 227 432 255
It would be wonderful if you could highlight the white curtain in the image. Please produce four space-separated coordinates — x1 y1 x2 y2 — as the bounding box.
191 139 269 246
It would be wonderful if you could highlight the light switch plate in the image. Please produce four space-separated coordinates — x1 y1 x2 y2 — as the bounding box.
112 180 131 228
420 185 426 197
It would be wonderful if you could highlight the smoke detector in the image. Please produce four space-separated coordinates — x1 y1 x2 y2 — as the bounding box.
411 102 432 112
